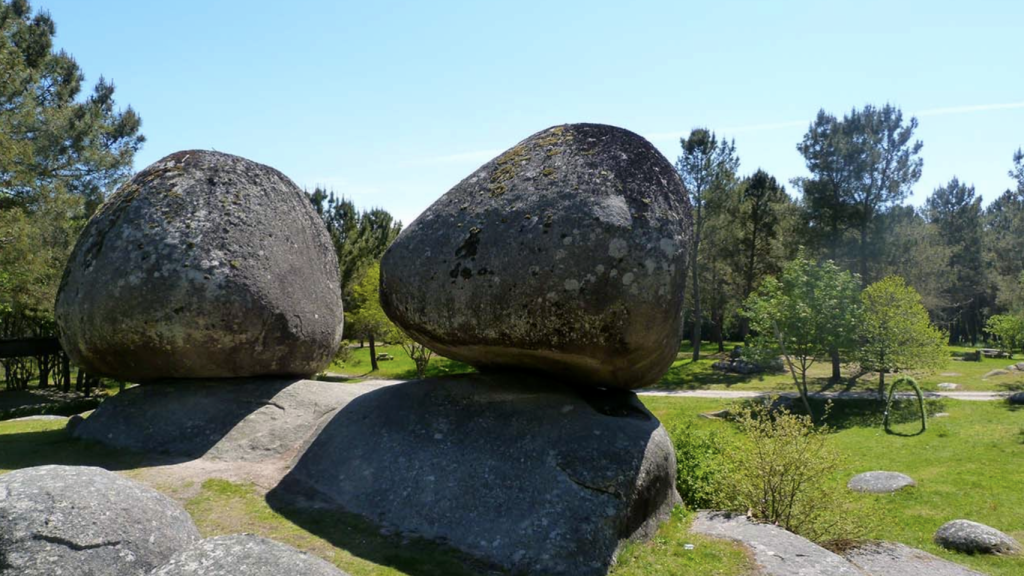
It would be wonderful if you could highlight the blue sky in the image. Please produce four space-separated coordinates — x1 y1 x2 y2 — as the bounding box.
42 0 1023 225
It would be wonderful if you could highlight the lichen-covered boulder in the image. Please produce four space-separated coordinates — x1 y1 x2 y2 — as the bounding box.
0 465 200 575
151 534 349 576
380 124 691 390
270 373 681 576
55 151 343 381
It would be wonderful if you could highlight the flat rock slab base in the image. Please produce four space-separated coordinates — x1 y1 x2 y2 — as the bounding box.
73 379 384 463
841 541 984 575
269 373 680 576
690 511 861 576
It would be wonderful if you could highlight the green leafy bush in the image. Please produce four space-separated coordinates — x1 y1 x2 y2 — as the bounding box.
665 419 728 509
721 400 865 545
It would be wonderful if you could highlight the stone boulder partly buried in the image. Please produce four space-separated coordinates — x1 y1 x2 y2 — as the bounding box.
0 465 200 576
55 150 343 382
847 471 917 494
380 124 691 390
934 520 1022 555
1009 392 1024 405
150 534 348 576
270 373 680 576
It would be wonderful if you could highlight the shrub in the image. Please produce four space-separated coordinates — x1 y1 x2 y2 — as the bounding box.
721 399 865 544
333 344 352 364
665 419 729 509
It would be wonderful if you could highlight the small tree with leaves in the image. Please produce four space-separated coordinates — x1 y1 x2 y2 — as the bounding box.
743 255 861 418
986 314 1024 357
345 262 397 372
396 333 434 379
857 276 946 397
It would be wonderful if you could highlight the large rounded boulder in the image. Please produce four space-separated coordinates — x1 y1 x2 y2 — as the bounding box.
0 465 200 575
55 150 343 381
380 124 691 389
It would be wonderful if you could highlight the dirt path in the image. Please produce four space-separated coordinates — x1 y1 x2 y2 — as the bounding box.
637 389 1012 401
320 375 1013 402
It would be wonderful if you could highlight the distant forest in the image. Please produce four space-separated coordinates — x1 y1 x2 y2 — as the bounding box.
676 105 1024 351
2 0 1024 381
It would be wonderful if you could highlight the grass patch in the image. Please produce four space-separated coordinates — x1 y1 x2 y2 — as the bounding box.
653 342 1024 393
643 396 1024 576
326 344 474 380
612 507 754 575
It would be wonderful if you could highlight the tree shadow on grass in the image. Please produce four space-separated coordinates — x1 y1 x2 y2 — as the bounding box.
0 425 143 472
735 396 945 432
653 359 769 390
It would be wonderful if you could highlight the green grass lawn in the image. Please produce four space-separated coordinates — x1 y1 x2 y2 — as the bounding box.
1 394 1020 575
325 343 475 380
645 395 1024 576
652 342 1024 393
327 341 1024 394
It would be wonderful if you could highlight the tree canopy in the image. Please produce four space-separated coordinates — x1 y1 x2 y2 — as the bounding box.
1 0 143 211
857 276 946 394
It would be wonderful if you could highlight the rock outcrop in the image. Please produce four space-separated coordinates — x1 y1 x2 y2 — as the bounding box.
380 124 691 390
55 150 343 382
150 534 349 576
0 465 200 576
270 373 680 576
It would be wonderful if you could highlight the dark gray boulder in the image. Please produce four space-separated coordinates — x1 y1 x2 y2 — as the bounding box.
150 534 348 576
0 465 199 575
847 471 917 494
73 378 373 462
690 511 861 576
1009 392 1024 405
934 519 1021 555
269 373 680 576
380 124 691 390
841 541 984 575
55 150 343 382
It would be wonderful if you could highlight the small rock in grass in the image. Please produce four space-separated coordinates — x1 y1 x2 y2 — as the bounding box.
65 413 85 432
934 519 1022 555
847 471 916 494
983 369 1011 379
1008 392 1024 405
937 382 959 390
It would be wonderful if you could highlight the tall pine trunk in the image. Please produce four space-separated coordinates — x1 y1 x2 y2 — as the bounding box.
691 241 702 362
369 333 379 372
